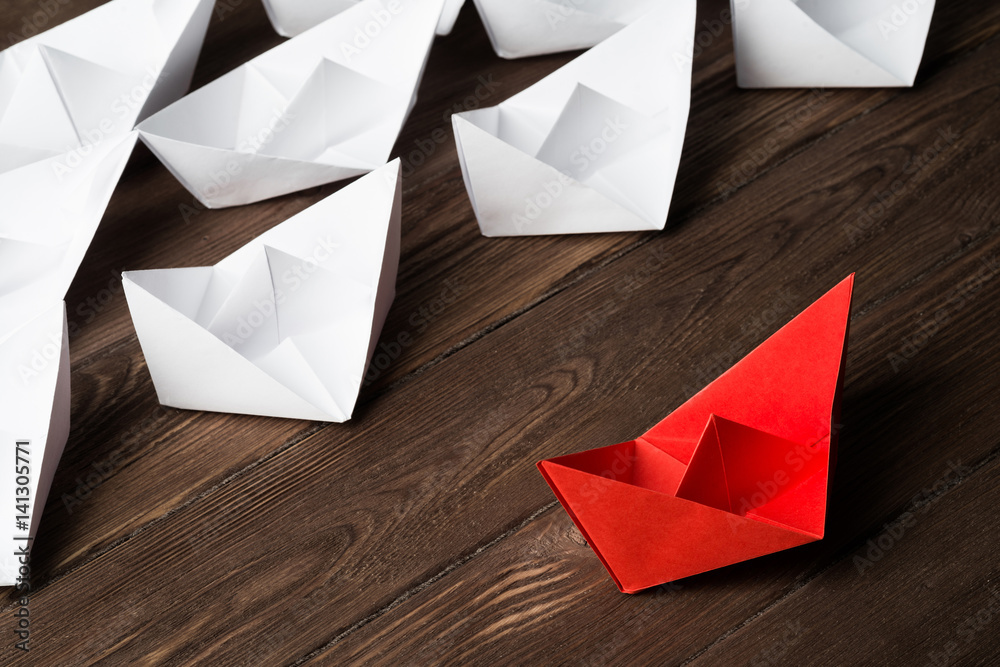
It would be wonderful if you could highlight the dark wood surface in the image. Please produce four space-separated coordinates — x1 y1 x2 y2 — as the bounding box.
2 0 999 664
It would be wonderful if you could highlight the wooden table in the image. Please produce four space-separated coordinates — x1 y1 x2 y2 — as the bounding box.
3 0 999 664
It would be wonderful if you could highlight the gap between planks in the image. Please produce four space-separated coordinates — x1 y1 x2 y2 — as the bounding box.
282 227 1000 661
290 501 560 666
676 443 1000 667
283 224 1000 663
12 24 992 617
279 30 1000 657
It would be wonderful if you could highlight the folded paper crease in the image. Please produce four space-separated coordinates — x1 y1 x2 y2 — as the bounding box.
1 0 213 320
139 0 442 207
538 274 855 593
262 0 464 38
453 2 694 236
731 0 935 88
470 0 663 59
123 161 402 422
0 303 70 586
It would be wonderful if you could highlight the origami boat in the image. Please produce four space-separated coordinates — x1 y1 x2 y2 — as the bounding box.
0 132 136 319
732 0 936 87
138 0 443 208
0 0 213 587
0 0 213 318
0 302 70 586
0 0 213 140
453 2 694 236
262 0 464 37
470 0 664 59
538 275 855 593
122 161 402 422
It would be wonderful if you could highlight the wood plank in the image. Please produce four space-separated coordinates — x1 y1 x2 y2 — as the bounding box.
10 0 992 590
2 25 997 663
324 237 1000 665
3 0 641 585
687 457 1000 666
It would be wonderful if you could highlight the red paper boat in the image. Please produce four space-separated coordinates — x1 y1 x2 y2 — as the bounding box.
538 275 854 593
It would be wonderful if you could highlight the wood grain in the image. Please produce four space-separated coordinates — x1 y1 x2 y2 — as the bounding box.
13 0 980 588
689 457 1000 667
326 237 1000 665
0 0 998 664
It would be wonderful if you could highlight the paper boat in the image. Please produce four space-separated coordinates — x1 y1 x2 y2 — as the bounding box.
453 2 694 236
0 302 70 586
1 0 214 141
732 0 936 88
470 0 663 59
262 0 464 37
122 161 402 422
0 132 137 320
0 0 214 317
538 275 855 593
138 0 443 208
437 0 465 35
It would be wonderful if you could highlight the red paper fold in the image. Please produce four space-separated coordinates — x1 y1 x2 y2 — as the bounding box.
538 274 854 593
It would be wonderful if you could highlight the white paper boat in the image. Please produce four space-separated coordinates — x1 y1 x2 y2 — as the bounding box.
138 0 443 208
262 0 464 37
0 131 137 321
453 3 694 236
731 0 936 88
0 302 70 586
437 0 465 34
122 161 402 422
1 0 214 143
0 0 214 319
470 0 663 59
